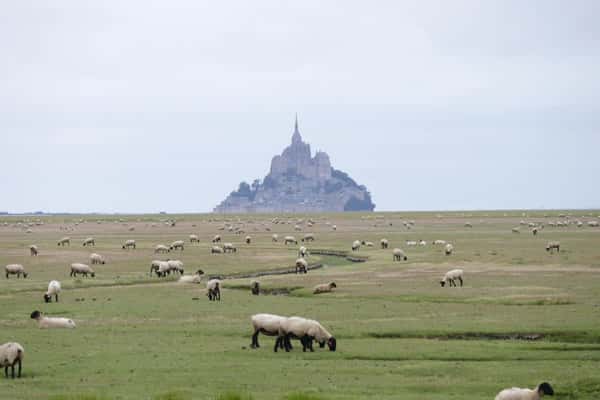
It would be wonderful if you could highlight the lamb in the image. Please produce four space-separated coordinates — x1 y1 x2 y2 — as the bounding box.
0 342 24 378
380 239 389 249
211 246 224 254
44 280 61 303
206 279 221 301
313 282 336 294
272 234 279 242
276 316 336 352
295 258 308 274
251 280 260 295
30 310 76 329
223 243 237 253
170 240 185 251
245 236 252 244
284 236 298 245
545 241 560 253
351 240 361 251
250 313 287 349
212 235 221 243
392 248 407 261
82 237 95 246
189 234 199 243
122 239 136 249
301 233 315 242
440 269 463 287
57 237 70 246
70 263 95 278
178 269 205 284
89 253 106 265
445 243 454 255
5 264 28 279
154 244 170 254
29 244 38 256
298 246 308 258
494 382 554 400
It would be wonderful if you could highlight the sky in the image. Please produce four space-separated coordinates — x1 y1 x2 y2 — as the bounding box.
1 0 599 213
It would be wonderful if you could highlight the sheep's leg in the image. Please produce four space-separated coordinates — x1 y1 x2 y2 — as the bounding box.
273 337 281 352
17 359 21 378
251 331 259 348
4 366 7 378
10 364 15 379
458 277 463 287
56 294 59 302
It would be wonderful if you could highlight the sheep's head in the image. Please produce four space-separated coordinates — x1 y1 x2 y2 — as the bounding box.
538 382 554 396
196 269 204 275
122 245 126 249
30 310 41 320
404 256 408 261
90 272 96 278
329 282 337 288
23 272 29 278
43 294 52 303
327 337 337 351
440 280 446 287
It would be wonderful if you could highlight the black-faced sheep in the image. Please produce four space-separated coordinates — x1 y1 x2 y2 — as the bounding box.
545 241 560 253
494 382 554 400
122 239 136 249
440 269 463 287
284 236 298 245
70 263 95 278
170 240 185 251
207 279 221 301
313 282 336 294
29 245 38 256
82 237 95 246
57 237 70 246
5 264 28 279
0 342 24 379
44 280 61 303
30 310 76 328
295 258 308 274
393 248 407 261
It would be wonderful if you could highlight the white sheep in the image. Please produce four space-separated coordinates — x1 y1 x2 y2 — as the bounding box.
295 258 308 274
284 236 298 245
250 313 287 349
189 234 199 243
206 279 221 301
167 260 184 275
512 227 520 234
211 246 224 254
178 269 205 284
30 310 76 329
57 237 70 246
122 239 136 249
70 263 95 278
0 342 24 378
223 243 237 253
298 246 308 258
5 264 28 279
154 244 170 254
29 244 38 256
380 238 389 249
313 282 337 294
170 240 185 251
351 240 361 251
251 280 260 295
245 236 252 244
365 241 374 247
440 269 463 287
82 237 95 247
432 240 446 245
301 233 315 242
212 235 221 243
588 221 599 227
44 280 61 303
545 241 560 253
406 240 417 246
89 253 105 265
494 382 554 400
272 234 279 242
445 243 454 255
276 317 336 352
464 222 473 228
150 260 165 275
393 248 407 261
332 224 337 231
419 240 427 246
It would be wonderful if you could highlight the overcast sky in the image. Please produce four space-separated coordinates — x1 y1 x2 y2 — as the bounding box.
1 1 598 213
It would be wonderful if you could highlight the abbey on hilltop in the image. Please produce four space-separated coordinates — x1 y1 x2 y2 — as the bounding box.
213 116 375 213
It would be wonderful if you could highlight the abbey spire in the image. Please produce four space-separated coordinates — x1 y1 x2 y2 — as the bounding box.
292 113 302 144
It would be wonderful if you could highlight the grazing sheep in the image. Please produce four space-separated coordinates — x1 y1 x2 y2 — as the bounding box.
44 280 61 303
211 246 224 254
351 240 361 251
276 317 336 352
29 245 38 256
588 221 599 227
0 342 24 379
494 382 554 400
155 261 172 277
223 243 237 253
57 237 70 246
154 244 170 254
82 237 95 247
405 240 417 246
432 240 446 245
284 236 298 245
392 248 407 261
30 310 76 329
545 241 560 253
301 233 315 242
189 234 199 243
272 234 279 242
167 260 184 275
206 279 221 301
532 227 538 236
89 253 105 265
5 264 28 279
464 222 473 228
419 240 427 246
512 227 520 234
122 239 136 249
150 260 167 275
445 243 454 255
212 235 221 243
70 263 95 278
365 241 374 247
251 280 260 295
313 282 337 294
178 269 205 284
245 236 252 244
298 246 308 258
170 240 185 251
250 313 287 349
440 269 463 287
295 258 308 274
379 239 389 249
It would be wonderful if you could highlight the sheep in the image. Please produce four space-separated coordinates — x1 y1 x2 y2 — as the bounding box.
178 269 205 284
512 227 520 234
89 253 105 265
189 234 199 243
223 243 237 253
351 240 361 251
532 227 538 236
169 240 185 251
5 264 28 279
245 236 252 244
298 246 308 258
150 260 165 275
167 260 184 275
0 342 24 379
251 280 260 295
30 310 76 329
284 236 298 245
272 234 279 242
154 244 170 254
206 279 221 301
212 235 221 243
365 241 374 247
432 240 446 245
440 269 463 287
155 261 172 277
588 221 599 227
295 258 308 274
122 239 136 249
392 248 407 261
545 241 560 253
332 224 337 231
419 240 427 246
494 382 554 400
250 313 287 349
301 233 315 242
380 239 389 249
70 263 95 278
445 243 454 255
44 280 61 303
313 282 336 294
57 237 70 246
405 240 417 246
464 222 473 228
29 244 38 256
82 237 95 246
211 246 224 254
276 317 336 352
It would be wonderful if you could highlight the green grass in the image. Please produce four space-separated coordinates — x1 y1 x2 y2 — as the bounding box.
1 211 600 399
